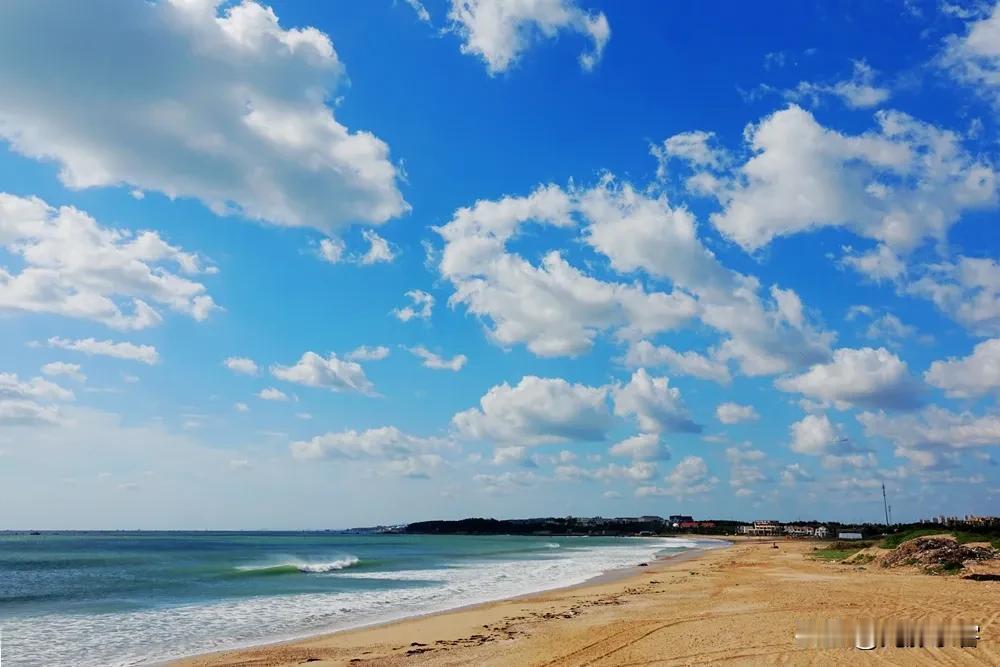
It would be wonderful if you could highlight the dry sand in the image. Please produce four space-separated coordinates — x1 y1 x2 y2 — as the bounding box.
176 537 1000 666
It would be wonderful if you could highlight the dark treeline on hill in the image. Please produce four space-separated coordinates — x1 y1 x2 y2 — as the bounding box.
403 517 743 536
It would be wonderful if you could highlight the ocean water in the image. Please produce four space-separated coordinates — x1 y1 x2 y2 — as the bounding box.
0 531 723 666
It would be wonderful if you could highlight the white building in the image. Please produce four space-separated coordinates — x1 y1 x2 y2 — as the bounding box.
738 520 782 536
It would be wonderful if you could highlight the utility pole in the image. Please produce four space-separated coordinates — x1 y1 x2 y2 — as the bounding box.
882 484 890 526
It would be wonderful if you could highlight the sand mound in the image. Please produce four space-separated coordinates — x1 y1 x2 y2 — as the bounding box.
878 536 999 573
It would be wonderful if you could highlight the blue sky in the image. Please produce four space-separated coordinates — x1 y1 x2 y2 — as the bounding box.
1 0 1000 529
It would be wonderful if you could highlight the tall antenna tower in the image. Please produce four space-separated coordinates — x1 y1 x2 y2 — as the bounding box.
881 484 890 526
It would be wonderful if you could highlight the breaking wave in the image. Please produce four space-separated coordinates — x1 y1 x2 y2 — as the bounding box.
234 556 360 576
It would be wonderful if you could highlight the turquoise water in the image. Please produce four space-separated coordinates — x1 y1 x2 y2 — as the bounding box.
0 531 720 666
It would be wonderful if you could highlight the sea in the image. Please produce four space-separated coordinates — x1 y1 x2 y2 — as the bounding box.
0 531 724 666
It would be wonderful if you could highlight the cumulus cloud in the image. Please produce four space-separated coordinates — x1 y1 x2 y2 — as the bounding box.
789 413 840 455
0 372 73 425
939 1 1000 107
346 345 390 361
452 375 611 445
448 0 610 74
492 445 533 466
775 347 923 410
789 413 874 469
635 456 717 498
290 426 449 478
257 387 289 401
715 402 759 424
859 406 1000 468
622 341 731 384
41 362 85 382
612 369 700 433
358 230 396 265
224 357 258 375
270 351 376 395
906 256 1000 336
0 1 407 232
438 180 828 374
925 338 1000 397
703 106 996 252
393 289 434 322
0 193 216 329
46 337 159 365
556 460 658 482
608 432 670 461
408 346 467 371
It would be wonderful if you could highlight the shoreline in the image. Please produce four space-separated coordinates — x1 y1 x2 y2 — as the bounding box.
176 536 999 666
168 536 727 666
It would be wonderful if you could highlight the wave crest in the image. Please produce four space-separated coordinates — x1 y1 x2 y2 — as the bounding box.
235 556 360 576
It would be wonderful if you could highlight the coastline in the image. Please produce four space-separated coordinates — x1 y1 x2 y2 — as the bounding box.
167 536 721 666
175 536 999 666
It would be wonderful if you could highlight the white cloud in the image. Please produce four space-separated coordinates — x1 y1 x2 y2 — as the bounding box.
775 347 923 410
408 346 467 371
47 337 159 365
448 0 610 74
318 238 345 264
781 462 814 484
404 0 432 23
0 1 407 232
346 345 390 361
859 406 1000 467
608 432 669 461
789 413 840 455
473 470 539 489
0 193 216 329
785 60 891 109
492 445 531 466
393 289 434 322
715 402 759 424
270 351 375 395
706 106 997 252
925 338 1000 397
41 362 85 382
612 369 700 433
359 230 396 265
223 357 258 375
906 256 1000 336
726 445 768 493
635 455 717 498
291 426 449 478
841 243 905 282
452 375 611 445
622 341 731 384
437 179 832 374
556 460 658 482
650 131 728 176
789 413 873 468
234 402 250 413
0 372 73 425
437 183 696 358
257 387 288 401
939 1 1000 106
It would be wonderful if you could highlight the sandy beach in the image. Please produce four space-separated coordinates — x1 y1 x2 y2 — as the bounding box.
175 537 1000 666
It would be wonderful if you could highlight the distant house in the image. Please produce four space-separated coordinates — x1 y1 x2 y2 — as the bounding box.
738 520 781 536
669 514 694 524
814 526 829 538
783 525 814 537
838 532 863 540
